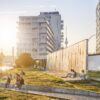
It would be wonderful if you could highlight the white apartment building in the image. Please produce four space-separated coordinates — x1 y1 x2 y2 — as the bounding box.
96 1 100 53
39 11 65 50
17 16 55 59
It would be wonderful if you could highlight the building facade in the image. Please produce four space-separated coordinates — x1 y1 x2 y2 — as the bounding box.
39 12 64 50
17 16 55 59
96 1 100 53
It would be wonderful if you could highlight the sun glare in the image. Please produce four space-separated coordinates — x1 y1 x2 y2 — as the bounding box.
0 16 17 53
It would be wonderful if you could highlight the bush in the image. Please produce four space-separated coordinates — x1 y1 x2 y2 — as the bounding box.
15 53 33 67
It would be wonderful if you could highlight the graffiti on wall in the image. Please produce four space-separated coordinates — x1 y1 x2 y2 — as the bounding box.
46 40 88 73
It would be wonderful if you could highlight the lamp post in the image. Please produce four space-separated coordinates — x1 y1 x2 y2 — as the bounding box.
36 60 39 68
88 34 96 54
88 34 95 41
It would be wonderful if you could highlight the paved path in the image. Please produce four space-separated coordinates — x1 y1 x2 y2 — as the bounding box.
0 83 99 100
9 88 100 100
91 78 100 82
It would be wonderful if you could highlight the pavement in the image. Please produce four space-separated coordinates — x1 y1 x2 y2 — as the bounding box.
9 88 100 100
0 83 99 100
91 78 100 82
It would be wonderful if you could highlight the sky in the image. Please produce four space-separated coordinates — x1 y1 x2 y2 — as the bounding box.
0 0 99 54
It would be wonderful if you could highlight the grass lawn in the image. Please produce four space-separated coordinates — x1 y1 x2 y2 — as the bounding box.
70 80 100 92
88 71 100 78
0 67 100 93
0 88 66 100
0 67 73 89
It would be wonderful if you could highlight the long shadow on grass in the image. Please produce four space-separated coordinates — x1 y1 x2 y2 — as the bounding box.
0 97 7 100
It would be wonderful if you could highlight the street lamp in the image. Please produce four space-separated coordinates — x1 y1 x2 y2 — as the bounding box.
88 34 96 54
88 34 95 41
36 60 39 68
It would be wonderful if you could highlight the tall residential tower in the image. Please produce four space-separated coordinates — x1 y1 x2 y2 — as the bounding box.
17 16 56 59
40 12 64 50
96 1 100 53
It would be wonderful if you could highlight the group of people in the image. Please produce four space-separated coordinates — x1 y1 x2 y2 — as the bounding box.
5 70 25 89
63 69 86 80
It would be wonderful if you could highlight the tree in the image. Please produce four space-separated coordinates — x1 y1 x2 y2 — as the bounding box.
0 52 5 66
15 53 33 67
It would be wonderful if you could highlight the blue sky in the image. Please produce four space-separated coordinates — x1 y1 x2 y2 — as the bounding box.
0 0 98 54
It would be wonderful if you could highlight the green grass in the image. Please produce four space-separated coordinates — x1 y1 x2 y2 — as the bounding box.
88 71 100 78
0 67 73 89
70 80 100 92
0 67 100 93
0 88 66 100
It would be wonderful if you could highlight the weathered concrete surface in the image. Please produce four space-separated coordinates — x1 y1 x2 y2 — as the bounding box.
91 78 100 82
88 55 100 71
10 88 100 100
47 40 88 74
0 83 100 100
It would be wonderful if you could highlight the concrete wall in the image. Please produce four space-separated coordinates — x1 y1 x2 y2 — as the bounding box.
47 40 88 73
88 55 100 71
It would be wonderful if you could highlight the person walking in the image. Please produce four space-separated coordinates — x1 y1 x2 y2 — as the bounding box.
5 74 12 88
19 76 24 88
15 73 21 89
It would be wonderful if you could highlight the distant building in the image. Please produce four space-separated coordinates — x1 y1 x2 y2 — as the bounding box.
17 16 56 59
40 11 64 49
96 1 100 53
3 56 13 66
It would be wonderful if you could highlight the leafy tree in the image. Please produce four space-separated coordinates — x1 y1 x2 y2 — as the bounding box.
15 53 33 67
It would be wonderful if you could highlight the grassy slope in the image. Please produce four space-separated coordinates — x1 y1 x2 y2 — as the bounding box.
0 67 73 89
0 67 100 93
88 71 100 78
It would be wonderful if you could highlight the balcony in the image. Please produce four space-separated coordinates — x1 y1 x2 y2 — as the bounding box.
61 24 64 30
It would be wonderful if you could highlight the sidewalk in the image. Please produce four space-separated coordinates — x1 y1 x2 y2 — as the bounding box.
91 78 100 82
0 83 100 100
10 88 100 100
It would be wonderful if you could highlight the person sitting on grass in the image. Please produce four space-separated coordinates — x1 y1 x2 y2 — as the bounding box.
72 69 77 78
80 70 86 80
63 69 77 78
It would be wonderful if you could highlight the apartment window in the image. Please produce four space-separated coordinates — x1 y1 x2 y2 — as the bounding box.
32 27 37 30
39 48 44 51
39 53 47 55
